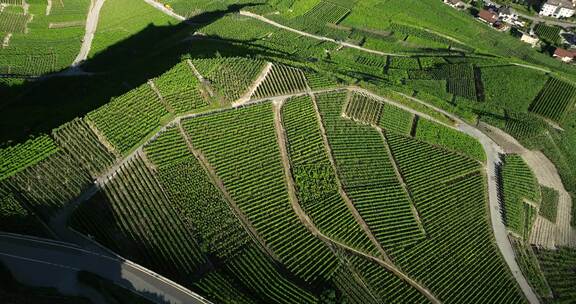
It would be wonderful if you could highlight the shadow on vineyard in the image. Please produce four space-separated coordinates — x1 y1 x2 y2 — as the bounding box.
0 2 281 146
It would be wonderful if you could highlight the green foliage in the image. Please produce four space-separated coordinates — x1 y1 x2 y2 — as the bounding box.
71 154 207 282
303 1 350 24
539 186 559 223
501 155 540 237
283 95 378 255
480 65 549 112
144 126 250 259
529 77 576 122
0 182 46 236
152 61 209 114
415 118 486 161
510 239 552 299
344 92 383 125
387 57 420 69
253 64 308 99
184 103 338 284
316 91 424 250
192 57 266 103
535 247 576 303
52 118 117 178
0 135 58 180
87 83 169 154
534 24 561 45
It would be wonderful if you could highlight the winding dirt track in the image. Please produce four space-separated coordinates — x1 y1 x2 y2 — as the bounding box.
73 0 105 66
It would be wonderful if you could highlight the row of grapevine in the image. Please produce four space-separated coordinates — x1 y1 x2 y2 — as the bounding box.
86 83 169 154
225 247 318 304
70 154 207 283
193 271 257 304
191 57 266 103
303 69 341 90
152 61 209 114
183 103 339 284
539 186 559 222
529 77 576 122
500 155 541 237
0 181 46 236
390 171 526 303
0 135 58 180
0 11 28 33
344 92 383 125
388 57 420 70
252 64 308 99
386 132 481 193
303 1 350 24
144 126 322 304
52 118 117 178
344 254 429 303
510 238 552 299
389 23 473 52
4 150 91 216
315 91 425 250
414 118 486 162
49 0 91 17
534 24 561 44
534 247 576 302
380 103 415 135
144 126 250 260
282 95 378 255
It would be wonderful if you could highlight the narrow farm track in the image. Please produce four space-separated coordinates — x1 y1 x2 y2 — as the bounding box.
73 0 105 66
273 100 441 304
176 123 281 262
308 92 394 264
62 86 539 304
233 62 273 106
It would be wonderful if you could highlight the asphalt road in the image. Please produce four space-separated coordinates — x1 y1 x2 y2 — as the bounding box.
0 233 212 304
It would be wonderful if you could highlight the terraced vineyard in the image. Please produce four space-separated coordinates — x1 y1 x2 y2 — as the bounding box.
152 61 209 114
183 103 339 284
316 91 425 250
282 95 377 255
500 155 541 237
253 64 308 99
529 77 576 122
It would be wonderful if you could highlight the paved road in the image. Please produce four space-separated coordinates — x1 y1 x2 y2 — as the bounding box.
0 233 212 304
516 12 576 28
73 0 105 66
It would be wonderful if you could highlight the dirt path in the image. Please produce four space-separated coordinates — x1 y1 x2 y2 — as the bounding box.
308 92 394 263
233 62 273 106
378 128 427 236
143 0 184 21
46 0 52 15
148 80 173 113
72 0 105 66
272 100 441 304
176 123 280 262
2 33 11 48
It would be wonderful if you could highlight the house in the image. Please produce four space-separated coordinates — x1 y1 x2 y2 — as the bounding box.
553 47 576 62
498 6 525 26
443 0 465 9
539 0 576 18
520 33 540 47
478 9 499 25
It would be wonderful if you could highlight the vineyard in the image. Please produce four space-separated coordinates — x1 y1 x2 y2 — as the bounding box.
539 186 559 223
534 247 576 302
529 77 576 122
52 118 117 178
414 118 485 161
0 11 28 33
303 1 350 24
183 103 339 284
344 92 383 125
500 155 541 238
252 64 308 99
282 95 378 255
0 135 58 180
87 83 169 154
316 91 425 250
71 154 208 283
151 61 209 114
534 24 561 45
192 57 266 103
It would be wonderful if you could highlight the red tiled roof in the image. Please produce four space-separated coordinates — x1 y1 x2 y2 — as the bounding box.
478 10 499 23
554 48 576 58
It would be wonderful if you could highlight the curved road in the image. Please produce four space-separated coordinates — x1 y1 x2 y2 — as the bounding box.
73 0 106 66
0 233 211 304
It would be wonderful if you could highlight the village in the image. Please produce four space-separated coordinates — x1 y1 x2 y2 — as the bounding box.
444 0 576 63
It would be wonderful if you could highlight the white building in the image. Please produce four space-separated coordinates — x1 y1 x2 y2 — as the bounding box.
520 33 540 47
539 0 576 18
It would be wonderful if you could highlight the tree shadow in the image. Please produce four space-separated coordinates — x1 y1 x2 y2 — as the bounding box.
0 3 287 146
